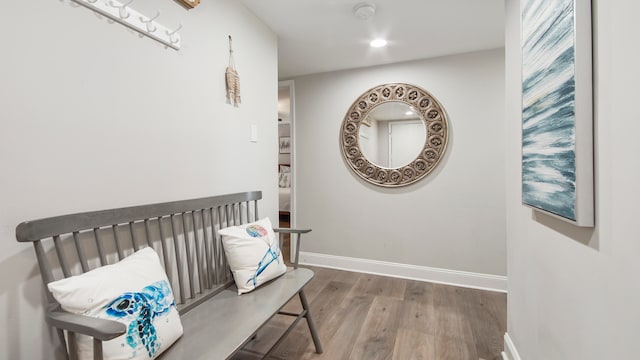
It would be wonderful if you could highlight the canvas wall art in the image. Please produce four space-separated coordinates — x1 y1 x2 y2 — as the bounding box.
521 0 594 226
279 136 291 154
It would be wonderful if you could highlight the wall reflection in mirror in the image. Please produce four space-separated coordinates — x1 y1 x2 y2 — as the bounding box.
358 102 426 168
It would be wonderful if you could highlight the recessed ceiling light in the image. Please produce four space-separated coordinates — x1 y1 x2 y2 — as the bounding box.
370 39 387 48
405 110 414 116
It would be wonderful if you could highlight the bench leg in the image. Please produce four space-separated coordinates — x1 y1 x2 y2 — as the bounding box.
299 289 323 354
57 329 70 360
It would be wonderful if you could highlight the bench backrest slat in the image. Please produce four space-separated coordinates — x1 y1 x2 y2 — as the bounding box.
16 191 262 312
73 231 90 273
212 207 222 284
129 222 139 252
192 211 206 291
181 213 195 300
53 235 71 278
94 228 107 266
202 209 213 289
112 224 124 261
169 214 186 303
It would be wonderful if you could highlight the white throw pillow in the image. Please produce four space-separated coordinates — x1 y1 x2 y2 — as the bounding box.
47 247 183 360
219 217 287 295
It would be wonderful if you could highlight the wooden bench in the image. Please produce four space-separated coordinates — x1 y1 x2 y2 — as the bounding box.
16 191 323 360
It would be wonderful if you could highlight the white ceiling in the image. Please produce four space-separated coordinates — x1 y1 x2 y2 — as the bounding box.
240 0 505 79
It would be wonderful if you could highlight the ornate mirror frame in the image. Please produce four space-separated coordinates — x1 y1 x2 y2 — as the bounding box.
340 83 449 187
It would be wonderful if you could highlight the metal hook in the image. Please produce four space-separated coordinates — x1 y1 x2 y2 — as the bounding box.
140 11 160 33
86 0 98 4
114 0 134 6
166 23 182 44
109 0 134 19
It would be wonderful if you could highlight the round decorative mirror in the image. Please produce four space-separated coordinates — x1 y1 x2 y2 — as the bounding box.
340 83 449 187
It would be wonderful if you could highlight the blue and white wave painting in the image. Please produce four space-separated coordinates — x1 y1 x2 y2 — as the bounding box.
522 0 577 221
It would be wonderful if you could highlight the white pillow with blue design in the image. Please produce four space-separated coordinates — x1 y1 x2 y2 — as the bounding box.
219 217 287 295
47 247 183 360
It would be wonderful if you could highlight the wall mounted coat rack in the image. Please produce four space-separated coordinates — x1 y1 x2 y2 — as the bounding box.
71 0 182 50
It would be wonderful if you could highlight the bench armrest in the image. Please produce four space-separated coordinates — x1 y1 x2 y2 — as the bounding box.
47 308 127 341
273 228 311 234
273 228 312 268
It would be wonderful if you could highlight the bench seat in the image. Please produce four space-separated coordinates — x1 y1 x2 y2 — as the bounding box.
161 268 313 359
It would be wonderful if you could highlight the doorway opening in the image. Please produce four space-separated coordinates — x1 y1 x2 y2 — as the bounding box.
277 80 295 263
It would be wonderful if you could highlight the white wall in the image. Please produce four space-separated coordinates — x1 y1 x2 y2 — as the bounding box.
505 0 640 358
0 1 277 358
292 49 506 279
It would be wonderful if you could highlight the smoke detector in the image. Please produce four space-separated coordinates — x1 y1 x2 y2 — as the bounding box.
353 2 376 20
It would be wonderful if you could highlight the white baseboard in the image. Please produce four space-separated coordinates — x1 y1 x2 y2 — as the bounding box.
502 333 522 360
299 251 507 293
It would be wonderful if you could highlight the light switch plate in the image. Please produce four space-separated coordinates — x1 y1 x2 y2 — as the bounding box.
250 124 258 143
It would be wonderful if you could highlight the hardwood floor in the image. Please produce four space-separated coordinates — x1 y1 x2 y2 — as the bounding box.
232 266 507 360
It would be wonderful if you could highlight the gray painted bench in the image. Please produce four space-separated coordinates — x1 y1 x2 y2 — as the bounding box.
16 191 322 360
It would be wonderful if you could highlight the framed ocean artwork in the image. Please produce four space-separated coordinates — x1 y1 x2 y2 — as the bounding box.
521 0 594 226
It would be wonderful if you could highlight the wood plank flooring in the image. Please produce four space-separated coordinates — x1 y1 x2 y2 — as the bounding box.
232 266 506 360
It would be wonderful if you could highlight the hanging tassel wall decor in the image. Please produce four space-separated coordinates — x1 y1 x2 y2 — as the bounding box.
225 35 241 106
176 0 200 8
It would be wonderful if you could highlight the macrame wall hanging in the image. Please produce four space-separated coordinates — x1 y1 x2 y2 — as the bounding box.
225 35 241 106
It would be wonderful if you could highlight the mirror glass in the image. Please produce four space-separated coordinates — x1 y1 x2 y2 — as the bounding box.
358 102 426 168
